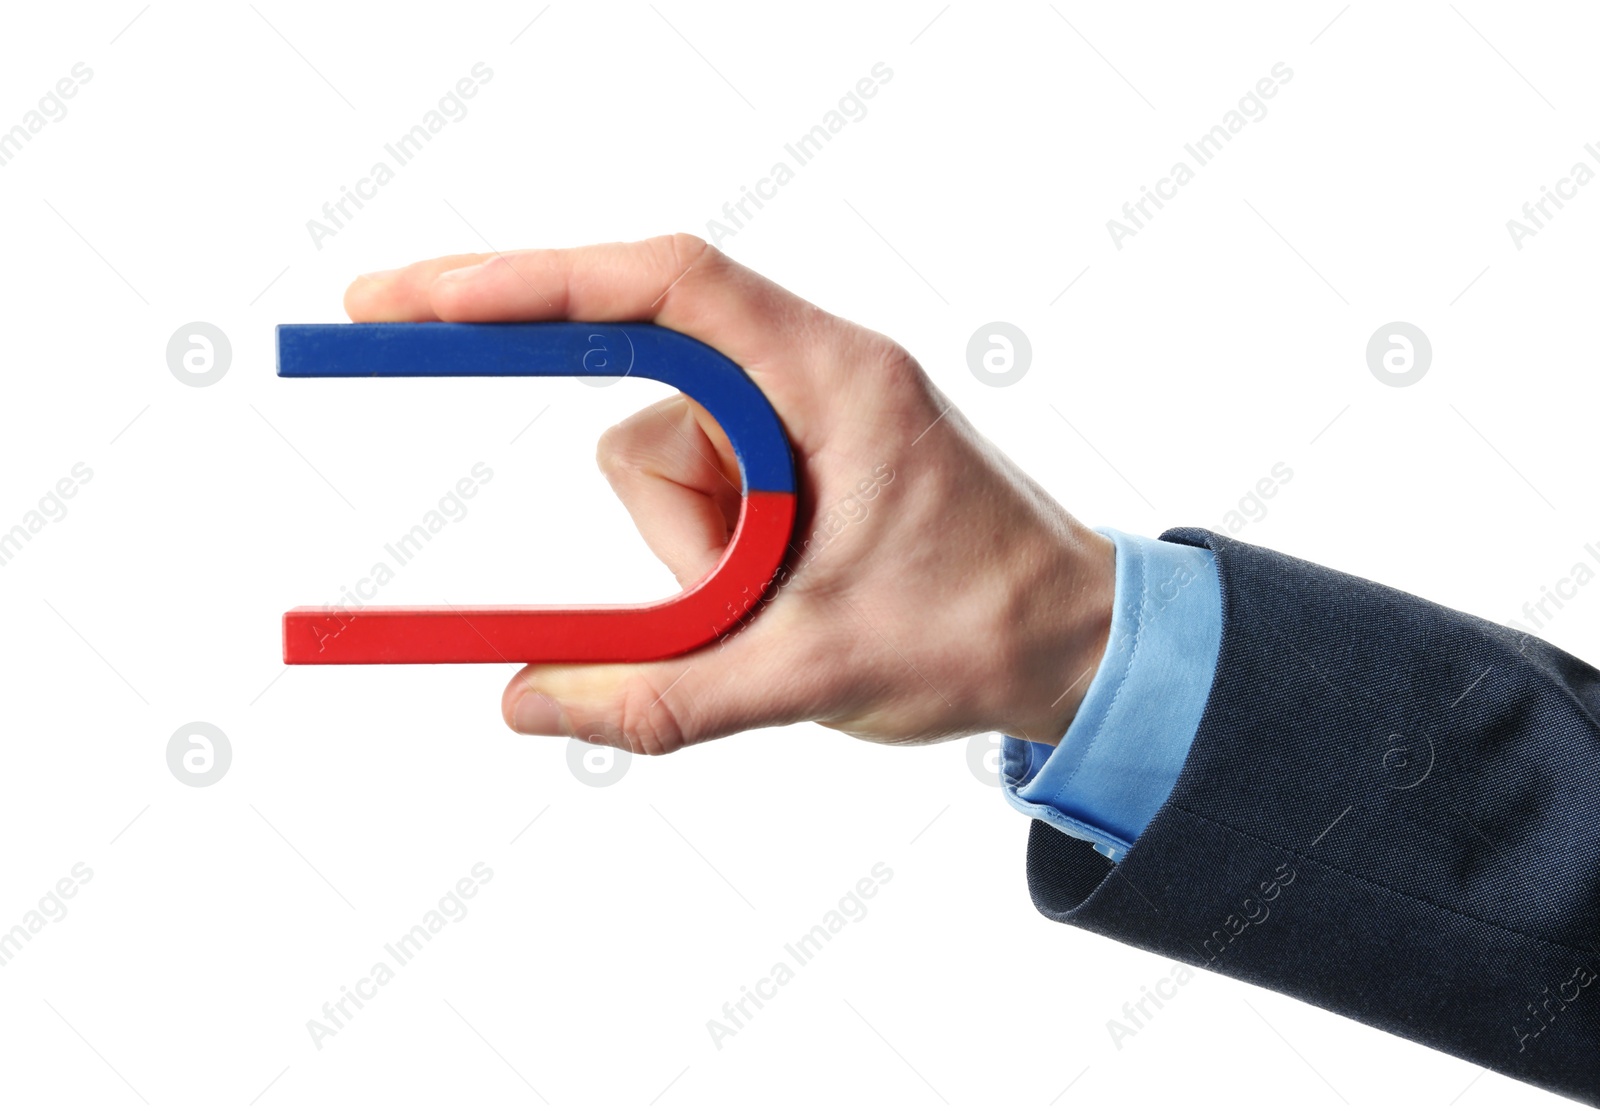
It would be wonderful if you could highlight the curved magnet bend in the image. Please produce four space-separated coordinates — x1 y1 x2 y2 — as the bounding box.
276 322 797 664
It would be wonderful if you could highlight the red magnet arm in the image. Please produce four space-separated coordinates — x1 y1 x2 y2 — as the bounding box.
282 491 795 664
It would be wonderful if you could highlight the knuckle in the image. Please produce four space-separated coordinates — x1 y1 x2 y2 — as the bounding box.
871 334 923 382
666 230 712 262
594 419 664 481
595 398 688 479
830 323 924 386
615 678 690 757
594 422 637 477
873 338 936 405
476 250 520 279
661 232 722 281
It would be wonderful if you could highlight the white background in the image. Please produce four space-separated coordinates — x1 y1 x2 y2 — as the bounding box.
0 1 1595 1108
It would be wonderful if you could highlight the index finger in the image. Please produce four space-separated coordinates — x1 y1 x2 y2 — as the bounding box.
344 252 490 322
346 234 819 385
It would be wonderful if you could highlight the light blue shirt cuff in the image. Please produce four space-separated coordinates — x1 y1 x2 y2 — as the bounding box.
1000 527 1222 862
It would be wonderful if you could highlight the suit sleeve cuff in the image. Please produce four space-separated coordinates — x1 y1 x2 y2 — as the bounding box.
999 526 1223 861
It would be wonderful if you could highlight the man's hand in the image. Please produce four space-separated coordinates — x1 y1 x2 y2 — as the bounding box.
345 234 1114 754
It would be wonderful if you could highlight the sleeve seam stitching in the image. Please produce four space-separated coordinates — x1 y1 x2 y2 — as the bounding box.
1167 802 1600 963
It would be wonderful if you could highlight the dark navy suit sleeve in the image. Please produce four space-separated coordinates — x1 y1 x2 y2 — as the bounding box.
1025 527 1600 1105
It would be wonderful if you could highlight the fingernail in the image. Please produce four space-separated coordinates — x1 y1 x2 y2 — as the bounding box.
357 268 398 282
513 691 566 735
436 262 487 282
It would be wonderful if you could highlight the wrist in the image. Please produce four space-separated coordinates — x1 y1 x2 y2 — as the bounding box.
993 521 1115 745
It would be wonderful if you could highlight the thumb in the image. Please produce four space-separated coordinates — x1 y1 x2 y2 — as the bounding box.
502 620 812 753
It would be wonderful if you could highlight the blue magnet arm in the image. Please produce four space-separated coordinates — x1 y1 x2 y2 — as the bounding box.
275 322 796 496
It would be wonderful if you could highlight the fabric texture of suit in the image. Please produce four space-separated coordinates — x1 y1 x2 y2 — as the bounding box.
1025 527 1600 1105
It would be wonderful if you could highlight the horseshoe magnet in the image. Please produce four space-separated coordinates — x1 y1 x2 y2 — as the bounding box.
276 322 797 664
